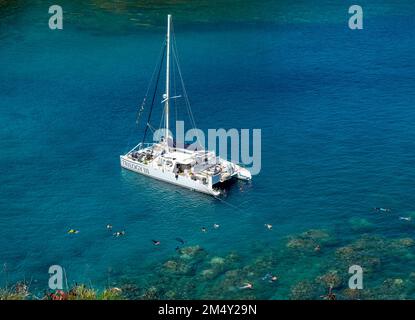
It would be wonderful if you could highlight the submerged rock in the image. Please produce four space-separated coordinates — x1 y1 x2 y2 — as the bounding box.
163 259 193 275
341 288 363 300
225 269 241 279
113 230 415 300
209 256 226 266
365 278 408 300
120 284 140 299
316 270 343 289
225 252 240 263
390 238 415 249
178 245 206 261
141 286 159 300
335 245 381 273
287 238 311 250
348 217 374 232
352 236 386 251
289 280 317 300
301 229 330 240
218 269 249 290
200 268 219 280
164 290 177 299
286 229 331 253
335 246 355 259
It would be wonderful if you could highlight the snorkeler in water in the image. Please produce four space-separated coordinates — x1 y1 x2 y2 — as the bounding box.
152 240 161 246
374 207 392 213
399 216 412 221
262 273 278 283
239 283 253 290
201 227 207 233
106 224 113 230
113 231 125 237
265 224 273 230
261 273 271 281
67 229 79 234
213 223 220 229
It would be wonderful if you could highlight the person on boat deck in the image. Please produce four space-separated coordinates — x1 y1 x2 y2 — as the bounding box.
177 165 183 174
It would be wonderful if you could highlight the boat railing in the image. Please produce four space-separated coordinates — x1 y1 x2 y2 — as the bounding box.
127 142 155 154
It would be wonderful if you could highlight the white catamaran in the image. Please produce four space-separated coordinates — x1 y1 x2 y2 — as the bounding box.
120 15 251 196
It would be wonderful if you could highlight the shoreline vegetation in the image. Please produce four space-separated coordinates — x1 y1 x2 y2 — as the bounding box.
0 283 124 300
2 227 415 300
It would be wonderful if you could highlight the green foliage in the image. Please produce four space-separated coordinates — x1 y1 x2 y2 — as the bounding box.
67 284 97 300
0 289 26 300
99 288 124 300
0 282 29 300
0 282 124 300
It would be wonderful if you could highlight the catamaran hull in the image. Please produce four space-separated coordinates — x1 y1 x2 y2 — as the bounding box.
120 156 220 196
235 166 252 181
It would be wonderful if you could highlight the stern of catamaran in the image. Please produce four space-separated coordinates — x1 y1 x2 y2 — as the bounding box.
206 159 251 185
234 165 252 181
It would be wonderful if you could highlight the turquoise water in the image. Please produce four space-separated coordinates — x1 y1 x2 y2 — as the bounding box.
1 1 415 299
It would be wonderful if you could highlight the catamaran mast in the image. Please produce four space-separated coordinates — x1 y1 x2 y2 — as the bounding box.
164 14 171 147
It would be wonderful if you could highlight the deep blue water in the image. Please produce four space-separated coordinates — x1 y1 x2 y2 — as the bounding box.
1 1 415 299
